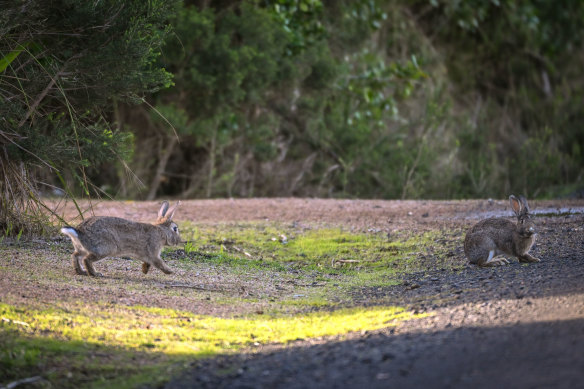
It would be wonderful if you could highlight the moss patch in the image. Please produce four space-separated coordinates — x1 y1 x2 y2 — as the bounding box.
179 222 453 274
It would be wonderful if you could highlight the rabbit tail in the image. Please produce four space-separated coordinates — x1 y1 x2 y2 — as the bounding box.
60 226 79 239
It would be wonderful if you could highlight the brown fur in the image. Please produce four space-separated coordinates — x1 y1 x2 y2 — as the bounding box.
61 201 181 276
464 195 540 267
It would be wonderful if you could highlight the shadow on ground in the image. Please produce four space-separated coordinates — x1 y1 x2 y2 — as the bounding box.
162 218 584 389
164 317 584 389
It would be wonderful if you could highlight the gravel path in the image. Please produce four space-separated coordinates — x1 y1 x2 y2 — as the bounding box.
159 201 584 389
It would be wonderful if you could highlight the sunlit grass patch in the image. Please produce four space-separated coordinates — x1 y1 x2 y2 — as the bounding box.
170 223 461 305
0 302 424 388
178 222 446 274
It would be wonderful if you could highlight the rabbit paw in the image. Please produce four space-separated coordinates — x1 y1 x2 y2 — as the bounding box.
481 255 510 267
519 255 540 263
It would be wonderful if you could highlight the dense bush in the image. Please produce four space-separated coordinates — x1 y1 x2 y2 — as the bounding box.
2 0 583 235
0 0 176 234
108 0 582 200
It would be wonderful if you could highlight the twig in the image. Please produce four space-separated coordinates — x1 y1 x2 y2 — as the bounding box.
139 98 180 141
146 135 178 200
0 131 54 170
232 245 252 258
401 127 429 199
285 280 326 287
156 283 223 292
18 70 62 127
331 259 361 267
1 317 30 326
2 375 43 389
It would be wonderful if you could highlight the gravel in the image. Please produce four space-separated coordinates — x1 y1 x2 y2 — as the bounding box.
160 202 584 389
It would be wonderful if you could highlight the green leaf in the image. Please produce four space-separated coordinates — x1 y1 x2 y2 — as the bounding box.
0 42 30 73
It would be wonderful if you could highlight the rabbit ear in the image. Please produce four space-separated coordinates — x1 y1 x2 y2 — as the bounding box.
158 201 170 219
519 195 530 213
165 201 180 221
509 195 523 216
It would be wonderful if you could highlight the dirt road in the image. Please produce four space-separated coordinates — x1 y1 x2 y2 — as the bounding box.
5 197 579 388
135 198 583 389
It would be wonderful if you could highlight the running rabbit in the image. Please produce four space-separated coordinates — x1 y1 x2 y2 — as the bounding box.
464 195 540 267
61 201 181 276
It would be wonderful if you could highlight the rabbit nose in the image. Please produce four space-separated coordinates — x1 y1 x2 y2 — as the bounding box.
528 226 535 233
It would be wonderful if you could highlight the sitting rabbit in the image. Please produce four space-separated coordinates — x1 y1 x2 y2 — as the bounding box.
464 195 540 267
61 201 181 276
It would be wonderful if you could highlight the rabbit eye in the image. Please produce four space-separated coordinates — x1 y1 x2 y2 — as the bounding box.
172 226 178 232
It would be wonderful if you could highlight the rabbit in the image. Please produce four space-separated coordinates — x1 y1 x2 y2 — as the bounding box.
464 195 540 267
60 201 181 276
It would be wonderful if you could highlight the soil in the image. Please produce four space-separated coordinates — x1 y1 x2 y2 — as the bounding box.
156 198 583 389
10 198 584 388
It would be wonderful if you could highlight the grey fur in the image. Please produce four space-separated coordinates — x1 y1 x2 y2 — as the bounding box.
61 201 181 276
464 195 540 267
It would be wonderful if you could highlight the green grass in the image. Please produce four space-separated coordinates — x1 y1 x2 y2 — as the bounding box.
1 221 460 388
0 302 425 388
179 222 447 275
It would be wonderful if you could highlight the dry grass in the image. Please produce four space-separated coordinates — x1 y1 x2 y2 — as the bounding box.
0 158 55 237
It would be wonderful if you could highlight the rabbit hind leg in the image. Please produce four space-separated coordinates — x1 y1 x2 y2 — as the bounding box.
72 250 88 275
83 253 103 277
479 250 510 267
142 263 151 274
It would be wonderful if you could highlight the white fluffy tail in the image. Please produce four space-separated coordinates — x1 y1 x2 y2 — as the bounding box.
60 226 78 238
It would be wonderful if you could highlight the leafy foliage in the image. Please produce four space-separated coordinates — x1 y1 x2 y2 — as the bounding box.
3 0 584 226
120 0 443 199
113 0 582 200
415 0 584 197
0 0 177 233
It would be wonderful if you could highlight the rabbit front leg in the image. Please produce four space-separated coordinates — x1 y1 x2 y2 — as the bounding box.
149 256 173 275
518 253 541 263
